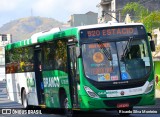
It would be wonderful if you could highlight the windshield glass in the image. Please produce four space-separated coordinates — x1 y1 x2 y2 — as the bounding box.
82 42 120 82
82 39 151 82
117 39 150 80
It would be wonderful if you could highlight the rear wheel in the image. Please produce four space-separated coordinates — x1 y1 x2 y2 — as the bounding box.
22 89 28 108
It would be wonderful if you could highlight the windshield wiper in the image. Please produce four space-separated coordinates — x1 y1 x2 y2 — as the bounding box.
122 37 133 60
96 40 112 61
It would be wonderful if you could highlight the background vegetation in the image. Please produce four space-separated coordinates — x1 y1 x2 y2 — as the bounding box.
122 2 160 32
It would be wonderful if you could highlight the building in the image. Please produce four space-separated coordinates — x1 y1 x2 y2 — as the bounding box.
153 28 160 60
97 0 160 23
153 28 160 46
0 34 12 81
97 0 116 23
152 28 160 83
68 11 98 27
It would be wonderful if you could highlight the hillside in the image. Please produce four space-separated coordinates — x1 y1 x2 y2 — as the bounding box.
0 17 64 42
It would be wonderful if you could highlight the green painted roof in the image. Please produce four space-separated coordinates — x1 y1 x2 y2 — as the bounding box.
5 27 78 50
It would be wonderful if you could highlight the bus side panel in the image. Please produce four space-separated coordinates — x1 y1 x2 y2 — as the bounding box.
42 70 69 108
6 72 39 106
22 72 39 106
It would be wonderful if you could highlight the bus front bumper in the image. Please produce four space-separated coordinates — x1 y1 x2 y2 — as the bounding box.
79 93 155 110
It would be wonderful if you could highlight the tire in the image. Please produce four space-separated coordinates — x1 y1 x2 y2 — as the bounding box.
60 91 74 117
22 89 28 108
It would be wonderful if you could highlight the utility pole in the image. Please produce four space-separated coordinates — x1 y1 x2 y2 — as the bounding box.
119 10 121 22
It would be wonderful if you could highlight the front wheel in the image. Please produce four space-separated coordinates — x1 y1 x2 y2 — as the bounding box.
60 92 74 117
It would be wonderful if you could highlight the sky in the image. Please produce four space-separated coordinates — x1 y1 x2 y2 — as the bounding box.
0 0 100 27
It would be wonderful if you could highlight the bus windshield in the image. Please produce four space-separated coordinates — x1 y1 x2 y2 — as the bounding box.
82 39 151 82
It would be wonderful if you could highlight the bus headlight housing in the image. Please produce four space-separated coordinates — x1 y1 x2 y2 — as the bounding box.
84 86 99 98
144 80 154 94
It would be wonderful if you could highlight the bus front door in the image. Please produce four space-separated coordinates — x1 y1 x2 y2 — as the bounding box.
67 44 79 108
34 49 45 105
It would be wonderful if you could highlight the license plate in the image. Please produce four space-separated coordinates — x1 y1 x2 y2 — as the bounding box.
117 103 129 108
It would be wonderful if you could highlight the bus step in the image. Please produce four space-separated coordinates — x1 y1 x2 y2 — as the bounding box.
39 104 46 108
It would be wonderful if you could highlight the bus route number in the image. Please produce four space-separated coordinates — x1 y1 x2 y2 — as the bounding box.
87 30 100 37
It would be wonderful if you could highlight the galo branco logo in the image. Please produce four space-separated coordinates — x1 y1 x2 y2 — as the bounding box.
93 52 104 63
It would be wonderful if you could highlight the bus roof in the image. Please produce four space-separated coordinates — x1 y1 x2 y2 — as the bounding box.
5 27 78 50
5 22 144 50
77 22 144 30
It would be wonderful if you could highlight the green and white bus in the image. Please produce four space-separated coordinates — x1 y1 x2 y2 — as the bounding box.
5 22 155 116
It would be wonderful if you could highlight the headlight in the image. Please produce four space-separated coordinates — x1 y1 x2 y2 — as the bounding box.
144 80 154 94
84 86 99 98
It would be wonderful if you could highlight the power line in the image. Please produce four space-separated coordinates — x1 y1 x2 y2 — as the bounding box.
102 10 119 22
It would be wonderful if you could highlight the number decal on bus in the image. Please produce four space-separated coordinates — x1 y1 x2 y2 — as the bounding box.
43 77 60 88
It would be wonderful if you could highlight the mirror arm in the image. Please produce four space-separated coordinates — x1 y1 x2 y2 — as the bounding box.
147 33 152 40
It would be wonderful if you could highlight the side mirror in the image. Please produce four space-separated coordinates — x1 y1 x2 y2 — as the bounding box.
150 40 155 52
76 47 81 58
147 33 152 39
148 33 155 52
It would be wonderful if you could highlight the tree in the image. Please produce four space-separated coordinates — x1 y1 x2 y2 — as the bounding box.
122 2 160 32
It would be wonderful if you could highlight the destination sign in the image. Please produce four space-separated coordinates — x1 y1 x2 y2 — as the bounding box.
80 27 140 39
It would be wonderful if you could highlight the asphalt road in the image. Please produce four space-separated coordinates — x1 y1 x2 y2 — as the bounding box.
0 81 159 117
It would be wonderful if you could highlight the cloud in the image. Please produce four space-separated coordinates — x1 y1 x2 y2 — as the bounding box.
32 0 63 16
33 0 99 14
31 0 99 21
0 0 100 26
0 0 22 12
65 0 99 13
